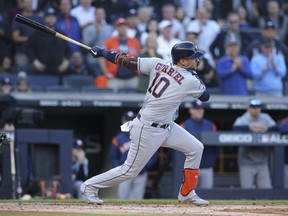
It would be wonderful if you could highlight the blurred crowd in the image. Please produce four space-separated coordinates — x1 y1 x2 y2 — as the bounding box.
0 0 287 95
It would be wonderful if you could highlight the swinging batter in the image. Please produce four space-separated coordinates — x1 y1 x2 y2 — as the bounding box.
81 41 210 205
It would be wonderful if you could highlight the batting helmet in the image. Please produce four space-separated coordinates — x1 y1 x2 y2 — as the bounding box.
171 41 204 64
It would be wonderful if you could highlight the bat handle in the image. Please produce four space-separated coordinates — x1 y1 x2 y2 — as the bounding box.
55 33 91 50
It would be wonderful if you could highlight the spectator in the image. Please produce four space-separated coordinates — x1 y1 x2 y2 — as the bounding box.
0 12 11 60
210 0 234 21
125 8 141 39
203 0 218 21
179 0 204 20
161 3 185 40
186 31 218 88
216 40 252 95
0 108 16 186
109 111 157 200
140 18 159 47
237 0 261 27
6 0 22 28
278 116 288 189
98 18 141 90
250 40 287 97
186 7 220 61
0 77 13 95
245 21 288 60
236 5 251 29
175 6 191 29
56 0 81 53
137 32 162 93
82 7 113 77
136 6 153 35
258 0 288 42
210 13 252 62
110 8 140 39
180 100 219 189
70 0 96 29
233 98 277 189
92 0 129 24
157 20 181 61
0 56 18 74
72 138 89 199
67 51 94 76
14 77 31 93
25 7 70 75
11 0 43 68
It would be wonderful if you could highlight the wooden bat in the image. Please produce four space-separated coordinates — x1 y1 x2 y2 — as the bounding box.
15 14 91 50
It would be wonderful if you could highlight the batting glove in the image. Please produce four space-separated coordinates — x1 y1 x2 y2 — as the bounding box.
90 46 104 58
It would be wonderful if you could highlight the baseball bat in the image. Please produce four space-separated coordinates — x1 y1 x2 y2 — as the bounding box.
14 14 91 50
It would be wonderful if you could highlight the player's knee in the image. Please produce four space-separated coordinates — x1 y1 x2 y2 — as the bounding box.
120 165 140 179
193 140 204 153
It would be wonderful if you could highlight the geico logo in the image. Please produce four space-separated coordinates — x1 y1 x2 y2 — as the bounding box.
219 134 253 143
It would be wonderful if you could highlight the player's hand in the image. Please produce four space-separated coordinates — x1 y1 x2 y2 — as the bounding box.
58 59 69 73
33 59 46 72
90 46 104 58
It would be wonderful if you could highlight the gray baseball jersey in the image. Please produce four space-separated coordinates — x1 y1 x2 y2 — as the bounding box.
138 57 206 124
84 57 206 194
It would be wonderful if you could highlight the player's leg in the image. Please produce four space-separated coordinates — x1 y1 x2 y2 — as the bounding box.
162 123 203 168
198 167 213 189
131 172 148 200
81 119 167 203
118 180 132 199
285 165 288 189
239 165 256 188
73 180 85 200
162 123 208 205
256 164 272 189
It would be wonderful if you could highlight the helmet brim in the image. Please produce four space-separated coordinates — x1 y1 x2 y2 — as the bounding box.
188 50 205 59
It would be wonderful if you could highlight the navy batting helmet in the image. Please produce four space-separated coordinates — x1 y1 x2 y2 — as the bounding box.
171 41 204 64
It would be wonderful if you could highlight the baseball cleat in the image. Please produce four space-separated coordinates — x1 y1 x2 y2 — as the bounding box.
178 190 209 205
80 184 104 204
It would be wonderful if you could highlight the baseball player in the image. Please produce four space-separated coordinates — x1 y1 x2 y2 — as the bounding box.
80 41 210 205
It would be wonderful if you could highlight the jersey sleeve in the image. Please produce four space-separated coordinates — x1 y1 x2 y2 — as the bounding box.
186 77 207 98
138 57 161 75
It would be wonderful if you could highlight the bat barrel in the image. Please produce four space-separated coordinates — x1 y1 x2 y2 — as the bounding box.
14 14 91 50
15 14 56 36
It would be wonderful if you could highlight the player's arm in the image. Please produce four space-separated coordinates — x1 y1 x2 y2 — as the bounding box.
190 71 210 102
198 91 210 102
90 46 138 70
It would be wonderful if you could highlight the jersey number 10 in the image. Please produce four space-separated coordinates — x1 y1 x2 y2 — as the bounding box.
148 72 170 98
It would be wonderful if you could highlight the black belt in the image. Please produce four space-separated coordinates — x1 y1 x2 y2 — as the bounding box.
137 113 169 129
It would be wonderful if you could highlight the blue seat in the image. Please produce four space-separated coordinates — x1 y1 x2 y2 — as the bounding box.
117 88 138 93
29 84 45 92
46 85 79 92
27 74 60 88
81 86 114 93
62 75 94 88
0 74 17 86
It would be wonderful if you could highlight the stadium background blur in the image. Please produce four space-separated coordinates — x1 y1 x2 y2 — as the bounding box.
0 0 287 200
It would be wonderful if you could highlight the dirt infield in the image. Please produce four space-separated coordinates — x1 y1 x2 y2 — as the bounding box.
1 200 288 216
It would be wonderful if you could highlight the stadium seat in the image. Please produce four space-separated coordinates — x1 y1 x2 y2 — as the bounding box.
30 84 45 92
27 74 60 88
0 74 17 86
81 86 115 93
45 85 79 92
207 87 221 95
62 75 94 88
117 88 138 93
